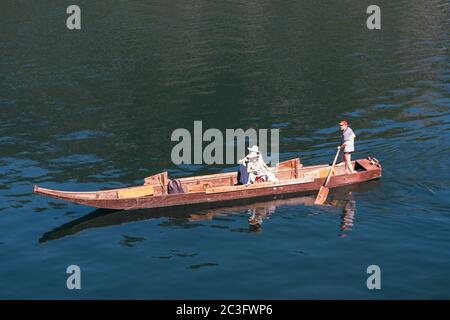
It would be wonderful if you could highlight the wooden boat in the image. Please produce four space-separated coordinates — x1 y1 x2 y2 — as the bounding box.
34 157 381 210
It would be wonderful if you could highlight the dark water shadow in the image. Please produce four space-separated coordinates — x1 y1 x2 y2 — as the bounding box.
39 180 381 243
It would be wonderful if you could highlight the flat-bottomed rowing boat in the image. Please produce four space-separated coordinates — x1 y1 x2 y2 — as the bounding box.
34 157 381 210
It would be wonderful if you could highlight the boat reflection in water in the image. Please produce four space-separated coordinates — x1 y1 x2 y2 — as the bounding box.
39 181 379 243
246 197 313 233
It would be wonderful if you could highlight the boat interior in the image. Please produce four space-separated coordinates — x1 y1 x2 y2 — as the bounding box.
144 158 366 196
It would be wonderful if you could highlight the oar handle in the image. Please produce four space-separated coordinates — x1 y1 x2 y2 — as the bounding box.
324 146 341 186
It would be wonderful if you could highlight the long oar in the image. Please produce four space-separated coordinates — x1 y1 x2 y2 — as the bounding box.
315 146 341 205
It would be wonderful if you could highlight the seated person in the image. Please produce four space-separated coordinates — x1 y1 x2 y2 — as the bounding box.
238 146 278 185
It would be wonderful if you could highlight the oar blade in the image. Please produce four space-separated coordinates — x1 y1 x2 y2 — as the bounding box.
314 186 329 205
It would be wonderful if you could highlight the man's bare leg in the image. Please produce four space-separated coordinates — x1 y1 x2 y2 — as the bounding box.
341 153 347 172
344 153 355 174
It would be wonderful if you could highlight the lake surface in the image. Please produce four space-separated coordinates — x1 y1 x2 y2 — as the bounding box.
0 0 449 299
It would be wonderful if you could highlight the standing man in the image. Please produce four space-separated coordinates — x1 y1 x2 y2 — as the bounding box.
339 120 356 173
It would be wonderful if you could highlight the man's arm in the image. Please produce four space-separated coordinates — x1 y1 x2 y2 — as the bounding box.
238 156 249 165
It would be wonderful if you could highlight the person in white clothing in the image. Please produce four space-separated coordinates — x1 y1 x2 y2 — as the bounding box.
339 120 356 174
238 146 278 185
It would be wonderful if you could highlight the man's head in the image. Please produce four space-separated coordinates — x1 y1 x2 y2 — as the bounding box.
339 120 348 131
248 145 260 160
248 151 259 161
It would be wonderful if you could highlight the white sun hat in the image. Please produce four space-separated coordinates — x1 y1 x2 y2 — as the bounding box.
248 145 259 153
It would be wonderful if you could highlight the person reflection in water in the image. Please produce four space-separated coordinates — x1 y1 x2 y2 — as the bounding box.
247 205 276 232
245 194 357 234
331 192 356 237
